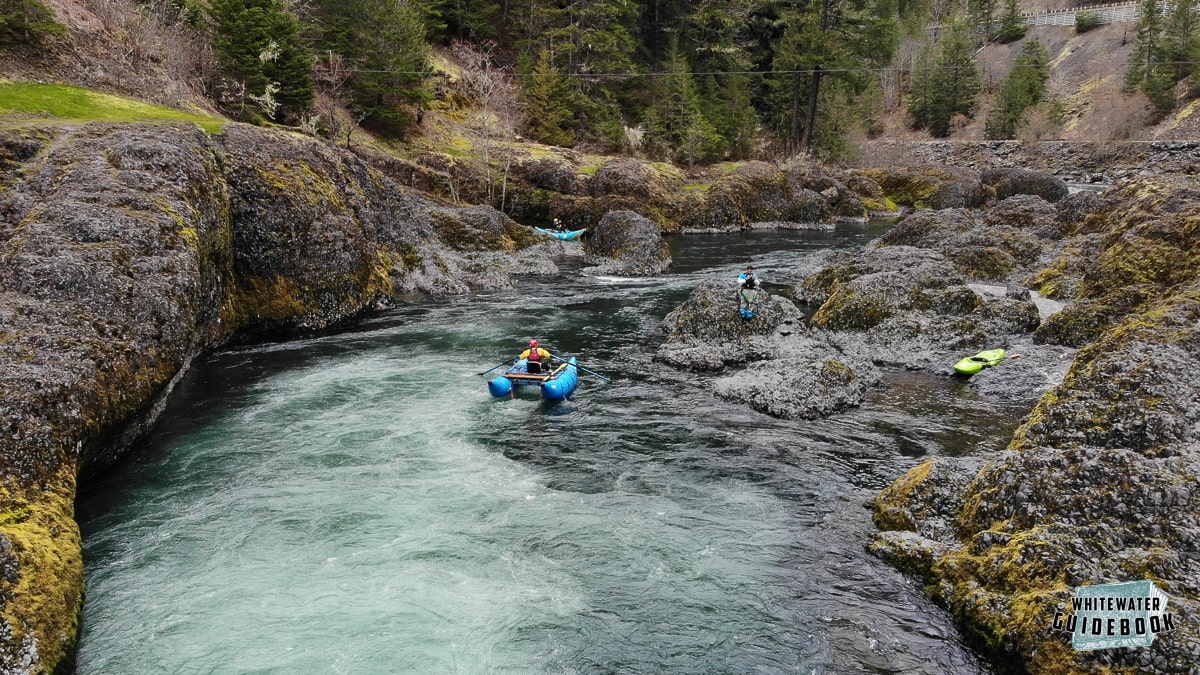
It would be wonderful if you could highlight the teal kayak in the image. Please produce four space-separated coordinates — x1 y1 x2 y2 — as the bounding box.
534 226 586 241
954 349 1006 375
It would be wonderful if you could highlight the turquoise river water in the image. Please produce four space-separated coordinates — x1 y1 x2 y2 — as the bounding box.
75 227 1027 673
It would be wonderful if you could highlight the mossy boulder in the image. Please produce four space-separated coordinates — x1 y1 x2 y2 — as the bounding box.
844 173 901 217
1055 190 1107 232
881 207 1049 283
655 278 804 370
512 155 588 195
878 209 977 248
1018 284 1200 457
809 176 868 221
680 161 829 230
980 167 1069 204
1031 299 1119 347
983 194 1062 240
803 243 1047 372
0 122 233 674
713 351 880 420
1025 233 1104 300
871 280 1200 674
591 157 683 204
582 210 671 276
855 167 989 210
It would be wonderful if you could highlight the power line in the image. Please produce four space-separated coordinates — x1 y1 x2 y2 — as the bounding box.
332 59 1200 78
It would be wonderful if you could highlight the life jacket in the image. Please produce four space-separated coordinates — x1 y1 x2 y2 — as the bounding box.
527 348 543 362
742 275 757 290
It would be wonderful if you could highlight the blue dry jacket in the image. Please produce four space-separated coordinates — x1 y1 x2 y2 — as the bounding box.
738 272 759 289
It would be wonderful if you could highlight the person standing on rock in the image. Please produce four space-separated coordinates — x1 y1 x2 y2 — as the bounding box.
738 265 760 319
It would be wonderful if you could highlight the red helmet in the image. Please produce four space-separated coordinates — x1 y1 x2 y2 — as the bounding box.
529 339 539 347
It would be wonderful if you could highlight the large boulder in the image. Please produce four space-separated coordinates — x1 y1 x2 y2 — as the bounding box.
656 278 804 370
981 167 1069 203
713 335 880 419
582 210 671 276
869 188 1200 673
855 166 989 210
803 244 1052 373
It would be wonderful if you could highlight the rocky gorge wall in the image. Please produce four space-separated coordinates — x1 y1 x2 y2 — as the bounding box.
0 121 580 674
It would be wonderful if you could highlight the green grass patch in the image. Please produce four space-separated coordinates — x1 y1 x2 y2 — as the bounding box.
0 81 227 132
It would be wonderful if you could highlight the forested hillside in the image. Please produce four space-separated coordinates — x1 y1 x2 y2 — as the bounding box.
3 0 1199 161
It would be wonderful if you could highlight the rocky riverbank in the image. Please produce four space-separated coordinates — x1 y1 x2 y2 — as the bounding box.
654 167 1200 673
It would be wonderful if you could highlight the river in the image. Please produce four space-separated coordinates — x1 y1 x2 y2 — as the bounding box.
75 226 1025 673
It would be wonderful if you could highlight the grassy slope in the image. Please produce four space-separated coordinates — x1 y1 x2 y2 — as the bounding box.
0 81 226 132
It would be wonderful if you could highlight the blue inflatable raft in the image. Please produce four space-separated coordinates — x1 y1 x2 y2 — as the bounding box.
488 357 579 400
534 227 586 241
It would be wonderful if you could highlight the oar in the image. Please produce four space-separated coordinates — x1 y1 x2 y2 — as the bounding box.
476 359 515 376
549 355 612 382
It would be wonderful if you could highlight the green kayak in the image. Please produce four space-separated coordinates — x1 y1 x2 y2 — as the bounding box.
954 349 1006 375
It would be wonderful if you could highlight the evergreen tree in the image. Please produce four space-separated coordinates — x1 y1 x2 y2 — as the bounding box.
0 0 66 44
426 0 500 41
995 0 1026 43
766 0 899 155
210 0 314 122
521 48 577 147
645 38 720 164
311 0 430 131
1160 0 1200 83
969 0 999 42
1125 0 1175 117
511 0 642 148
985 37 1049 139
908 20 980 137
686 0 761 158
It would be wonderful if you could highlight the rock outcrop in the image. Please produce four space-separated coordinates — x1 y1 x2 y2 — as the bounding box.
582 210 671 276
867 176 1200 674
654 278 882 418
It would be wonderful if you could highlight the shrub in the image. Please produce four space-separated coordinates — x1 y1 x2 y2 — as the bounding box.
0 0 66 44
1075 10 1102 33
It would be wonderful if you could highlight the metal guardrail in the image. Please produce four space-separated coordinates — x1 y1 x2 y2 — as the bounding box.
928 1 1142 33
1021 2 1140 26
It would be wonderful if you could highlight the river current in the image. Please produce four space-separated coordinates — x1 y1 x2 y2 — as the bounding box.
76 227 1025 673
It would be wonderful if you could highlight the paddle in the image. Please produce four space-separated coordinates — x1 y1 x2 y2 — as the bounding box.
549 354 612 382
476 359 515 376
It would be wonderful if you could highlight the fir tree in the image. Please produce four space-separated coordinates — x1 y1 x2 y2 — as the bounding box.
521 48 577 147
310 0 430 131
686 0 761 159
908 20 980 137
969 0 999 42
0 0 66 44
985 38 1049 139
1125 0 1175 117
1160 0 1200 83
767 0 899 155
210 0 314 122
645 38 720 164
995 0 1026 43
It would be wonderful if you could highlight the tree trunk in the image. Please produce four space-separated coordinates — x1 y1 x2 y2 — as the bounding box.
800 65 822 152
789 72 803 155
